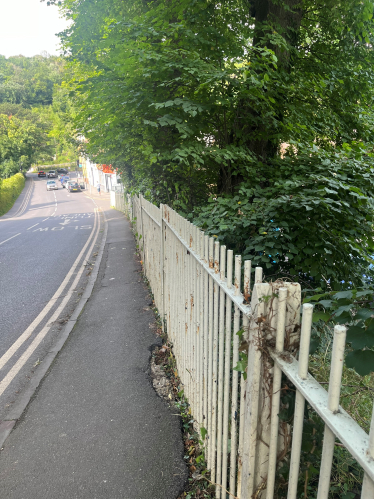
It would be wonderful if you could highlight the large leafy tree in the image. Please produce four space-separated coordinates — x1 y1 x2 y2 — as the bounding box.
53 0 374 287
0 53 64 107
0 54 78 175
0 113 54 176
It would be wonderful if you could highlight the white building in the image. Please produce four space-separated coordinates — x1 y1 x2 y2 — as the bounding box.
80 157 121 192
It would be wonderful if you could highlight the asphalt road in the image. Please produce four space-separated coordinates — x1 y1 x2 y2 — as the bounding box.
0 175 188 498
0 172 102 420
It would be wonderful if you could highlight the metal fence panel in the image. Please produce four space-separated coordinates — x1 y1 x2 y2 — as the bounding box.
111 192 374 499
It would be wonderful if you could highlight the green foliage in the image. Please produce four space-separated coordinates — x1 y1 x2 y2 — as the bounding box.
0 54 78 175
0 113 53 176
194 145 374 288
200 427 207 441
277 402 363 498
274 323 369 499
305 288 374 376
0 172 25 216
55 0 374 289
0 53 64 107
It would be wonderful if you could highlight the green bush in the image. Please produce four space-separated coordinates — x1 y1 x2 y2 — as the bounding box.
0 173 26 216
193 146 374 290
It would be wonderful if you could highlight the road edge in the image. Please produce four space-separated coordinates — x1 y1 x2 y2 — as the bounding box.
0 209 108 448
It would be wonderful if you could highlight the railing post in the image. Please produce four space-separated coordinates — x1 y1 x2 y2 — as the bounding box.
317 325 347 499
362 406 374 498
240 281 301 498
287 303 314 499
160 203 165 332
139 194 146 276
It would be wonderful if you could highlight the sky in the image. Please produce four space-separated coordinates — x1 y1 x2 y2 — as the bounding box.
0 0 69 58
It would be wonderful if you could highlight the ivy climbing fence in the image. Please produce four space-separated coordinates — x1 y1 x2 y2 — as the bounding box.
111 191 374 499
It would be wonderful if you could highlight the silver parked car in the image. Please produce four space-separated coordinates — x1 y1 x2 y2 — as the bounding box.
46 180 58 191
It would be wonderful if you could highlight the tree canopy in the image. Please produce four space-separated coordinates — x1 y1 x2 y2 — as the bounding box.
54 0 374 288
0 54 78 177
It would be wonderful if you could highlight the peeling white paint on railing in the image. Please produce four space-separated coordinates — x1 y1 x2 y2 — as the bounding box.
112 191 374 499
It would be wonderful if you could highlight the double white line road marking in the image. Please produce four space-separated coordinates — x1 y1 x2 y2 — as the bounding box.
12 178 34 218
0 208 101 397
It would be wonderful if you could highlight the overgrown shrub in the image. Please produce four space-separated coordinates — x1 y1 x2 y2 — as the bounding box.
193 145 374 290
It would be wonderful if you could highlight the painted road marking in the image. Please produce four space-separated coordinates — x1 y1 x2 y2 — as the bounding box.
0 209 99 373
0 233 21 246
32 226 93 232
53 191 57 216
58 213 92 218
28 205 55 211
27 223 39 230
0 211 101 398
12 178 34 218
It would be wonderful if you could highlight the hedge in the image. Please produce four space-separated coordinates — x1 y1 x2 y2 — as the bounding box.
0 173 26 217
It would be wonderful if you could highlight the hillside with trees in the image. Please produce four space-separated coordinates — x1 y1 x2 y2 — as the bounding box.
0 53 77 178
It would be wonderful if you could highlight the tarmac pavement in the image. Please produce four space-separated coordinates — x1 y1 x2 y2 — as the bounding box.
0 194 187 498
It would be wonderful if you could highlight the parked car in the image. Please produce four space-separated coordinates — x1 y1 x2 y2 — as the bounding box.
61 176 70 187
68 182 81 193
38 171 46 177
46 180 58 191
48 170 56 178
57 168 68 175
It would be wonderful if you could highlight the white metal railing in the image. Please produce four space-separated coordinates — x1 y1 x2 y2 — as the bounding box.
112 191 374 499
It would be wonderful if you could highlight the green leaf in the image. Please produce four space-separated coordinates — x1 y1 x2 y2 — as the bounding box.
356 308 374 320
312 312 330 322
333 291 353 300
233 360 247 372
334 304 354 317
341 493 355 499
236 329 245 340
200 427 207 440
345 350 374 376
309 336 320 355
334 311 353 324
304 293 330 303
346 326 374 349
356 290 374 298
318 300 334 308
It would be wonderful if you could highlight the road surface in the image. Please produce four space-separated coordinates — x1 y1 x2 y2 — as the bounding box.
0 172 104 420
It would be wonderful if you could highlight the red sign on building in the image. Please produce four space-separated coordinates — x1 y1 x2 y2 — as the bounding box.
101 164 114 174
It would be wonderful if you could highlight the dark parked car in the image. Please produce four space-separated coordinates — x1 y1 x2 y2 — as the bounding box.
57 168 68 175
68 182 81 193
38 171 46 177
